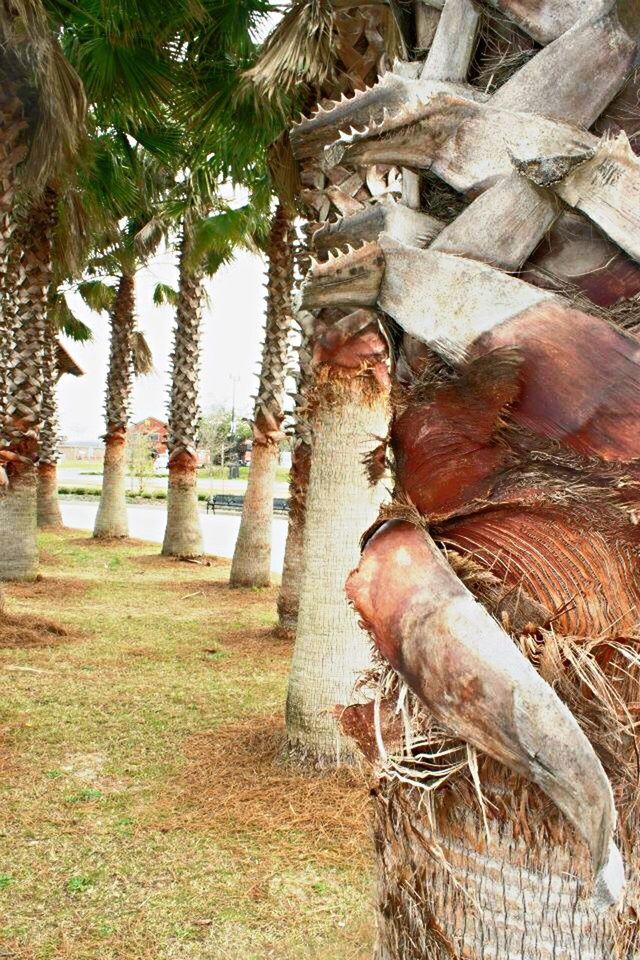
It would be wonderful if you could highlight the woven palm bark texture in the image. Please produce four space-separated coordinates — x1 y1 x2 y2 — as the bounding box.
295 1 640 956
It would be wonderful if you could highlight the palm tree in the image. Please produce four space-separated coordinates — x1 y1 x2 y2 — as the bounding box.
160 214 207 557
159 0 279 558
0 0 85 580
230 200 294 586
298 0 640 951
82 246 153 540
160 200 266 557
250 1 400 761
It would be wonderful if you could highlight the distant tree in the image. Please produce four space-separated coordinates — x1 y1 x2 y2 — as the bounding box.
126 432 155 495
198 407 252 468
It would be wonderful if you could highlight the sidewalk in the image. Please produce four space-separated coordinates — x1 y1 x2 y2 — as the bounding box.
60 498 287 574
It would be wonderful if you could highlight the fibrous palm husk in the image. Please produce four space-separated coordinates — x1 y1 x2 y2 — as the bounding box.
131 329 153 377
0 0 86 191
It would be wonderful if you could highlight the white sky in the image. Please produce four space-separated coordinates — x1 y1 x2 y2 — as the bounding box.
58 7 284 443
58 246 267 441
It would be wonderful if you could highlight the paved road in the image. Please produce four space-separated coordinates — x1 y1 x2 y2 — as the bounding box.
58 467 290 499
60 499 287 574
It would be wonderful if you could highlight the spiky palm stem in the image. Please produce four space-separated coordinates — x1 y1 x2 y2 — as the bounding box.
277 313 313 633
37 313 62 527
230 203 294 587
0 188 55 579
0 82 26 441
162 228 204 558
93 272 135 539
284 6 394 762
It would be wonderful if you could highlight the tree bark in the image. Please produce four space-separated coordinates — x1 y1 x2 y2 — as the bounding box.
37 320 62 528
286 372 389 762
37 462 62 528
162 225 204 558
231 202 294 586
277 435 311 633
94 430 128 538
371 798 627 960
230 442 279 586
0 189 54 579
0 468 38 579
292 0 640 951
282 6 397 761
162 451 203 558
277 311 313 633
93 272 135 539
0 81 26 436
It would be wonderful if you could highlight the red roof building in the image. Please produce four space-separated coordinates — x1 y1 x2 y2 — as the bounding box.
132 417 168 456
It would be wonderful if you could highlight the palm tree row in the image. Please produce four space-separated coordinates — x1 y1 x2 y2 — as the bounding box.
1 0 285 571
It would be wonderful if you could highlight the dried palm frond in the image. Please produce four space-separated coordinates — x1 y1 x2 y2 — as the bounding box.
131 329 153 376
134 216 167 259
0 0 86 190
56 341 83 378
267 133 301 215
244 0 337 99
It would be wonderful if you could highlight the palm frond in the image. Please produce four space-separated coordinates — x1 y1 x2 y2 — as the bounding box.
77 278 116 312
153 282 179 307
49 292 93 341
131 329 153 376
187 204 258 270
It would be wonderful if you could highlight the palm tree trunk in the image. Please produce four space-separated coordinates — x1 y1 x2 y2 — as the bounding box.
283 5 398 763
37 323 62 527
277 435 311 634
94 272 135 539
277 311 313 633
162 228 204 558
230 202 294 587
300 0 640 951
286 367 389 761
0 81 26 434
0 189 54 579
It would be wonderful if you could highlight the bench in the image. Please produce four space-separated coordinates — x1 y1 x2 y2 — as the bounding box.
206 494 290 515
206 494 244 514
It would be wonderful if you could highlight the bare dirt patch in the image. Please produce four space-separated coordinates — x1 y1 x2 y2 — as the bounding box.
165 715 370 868
0 613 80 650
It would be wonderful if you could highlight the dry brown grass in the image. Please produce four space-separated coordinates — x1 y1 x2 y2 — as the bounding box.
2 529 374 960
0 611 80 649
69 535 148 549
9 575 89 601
166 714 371 868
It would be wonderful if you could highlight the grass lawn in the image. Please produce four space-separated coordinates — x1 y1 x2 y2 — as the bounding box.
0 530 373 960
58 461 291 484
